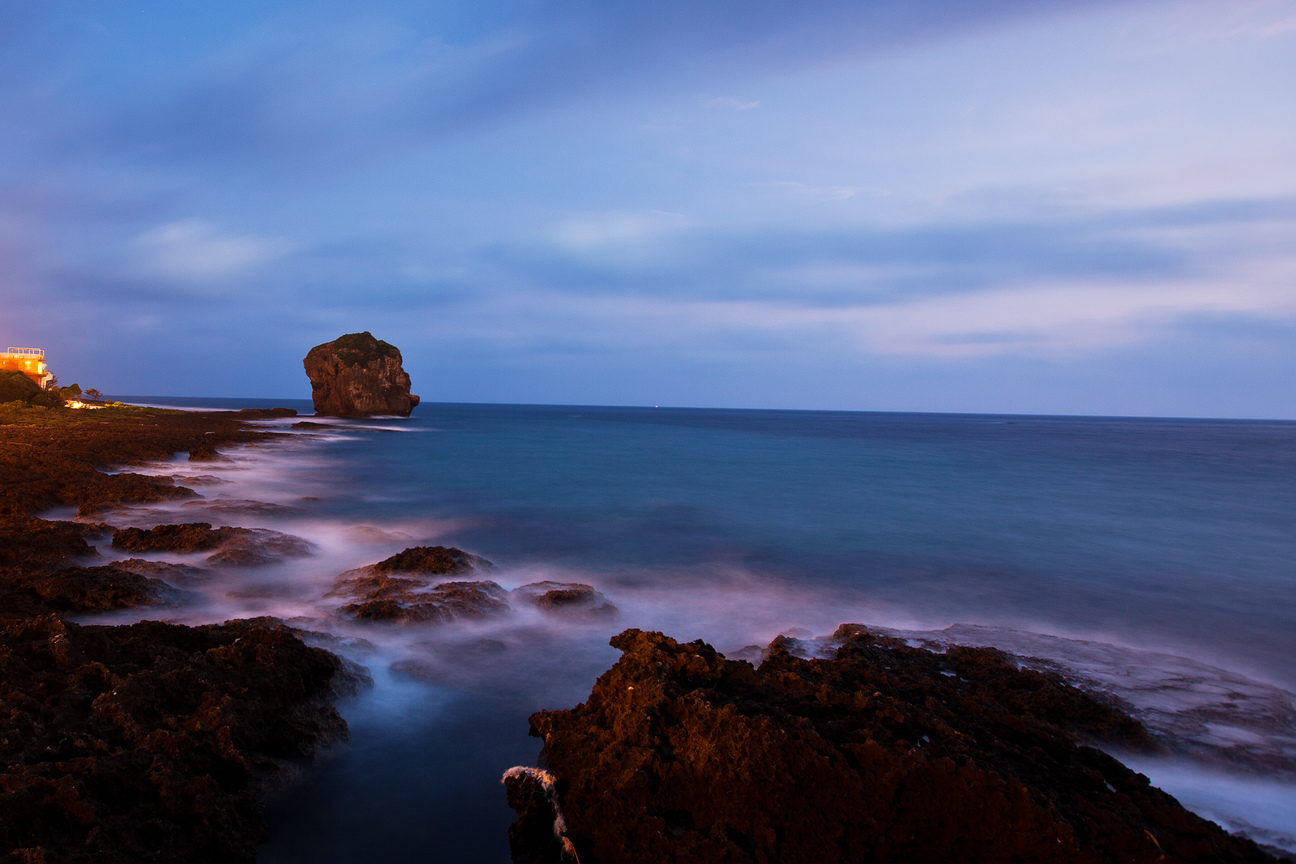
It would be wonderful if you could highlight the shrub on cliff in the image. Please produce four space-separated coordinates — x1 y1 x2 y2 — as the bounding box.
0 370 41 405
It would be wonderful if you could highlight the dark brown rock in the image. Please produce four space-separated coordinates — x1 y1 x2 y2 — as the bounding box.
0 518 98 570
335 578 509 624
302 332 420 418
0 409 268 519
327 545 502 623
111 558 213 587
0 408 355 863
231 408 297 419
511 628 1277 864
16 565 170 613
0 615 357 864
372 545 487 575
111 523 314 566
112 522 228 553
205 529 314 566
514 581 618 618
187 443 226 461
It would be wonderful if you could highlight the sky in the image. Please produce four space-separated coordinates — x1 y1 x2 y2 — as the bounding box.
2 0 1295 417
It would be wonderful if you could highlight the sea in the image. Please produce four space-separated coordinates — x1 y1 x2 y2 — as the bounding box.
83 398 1296 860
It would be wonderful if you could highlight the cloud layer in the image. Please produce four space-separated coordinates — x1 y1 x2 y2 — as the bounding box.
1 0 1295 416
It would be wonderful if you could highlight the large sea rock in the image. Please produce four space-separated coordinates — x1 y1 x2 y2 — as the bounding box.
302 332 420 417
504 627 1279 864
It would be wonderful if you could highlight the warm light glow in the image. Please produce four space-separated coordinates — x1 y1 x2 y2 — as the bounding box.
1 347 54 388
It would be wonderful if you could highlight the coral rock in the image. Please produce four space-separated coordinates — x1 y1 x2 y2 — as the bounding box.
302 332 420 418
514 581 618 618
510 627 1278 864
0 615 357 864
111 523 314 566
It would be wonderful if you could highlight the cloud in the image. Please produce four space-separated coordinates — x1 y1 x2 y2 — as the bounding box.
130 219 287 283
456 191 1296 359
751 181 886 203
7 0 1152 174
551 210 688 253
705 96 759 111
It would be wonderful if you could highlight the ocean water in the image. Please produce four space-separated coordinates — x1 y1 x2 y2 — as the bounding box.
91 398 1296 858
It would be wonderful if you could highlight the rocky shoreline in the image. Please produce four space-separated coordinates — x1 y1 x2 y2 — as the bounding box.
0 405 359 863
504 628 1285 864
3 404 1289 863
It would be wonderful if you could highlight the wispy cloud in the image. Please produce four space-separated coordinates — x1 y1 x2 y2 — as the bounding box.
705 96 759 111
130 219 288 284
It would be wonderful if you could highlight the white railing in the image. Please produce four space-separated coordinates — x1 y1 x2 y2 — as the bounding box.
4 347 44 358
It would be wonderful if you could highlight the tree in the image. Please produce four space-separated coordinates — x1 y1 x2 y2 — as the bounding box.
84 388 103 403
60 383 82 399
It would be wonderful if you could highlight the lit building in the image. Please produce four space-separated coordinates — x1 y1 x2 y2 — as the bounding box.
1 347 54 388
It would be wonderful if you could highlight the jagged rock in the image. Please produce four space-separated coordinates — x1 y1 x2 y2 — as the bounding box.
17 565 172 612
187 443 227 462
334 578 509 624
510 627 1278 864
0 409 356 863
112 522 228 553
111 522 314 566
328 546 504 623
0 615 358 864
302 332 420 418
372 545 488 575
111 558 213 587
514 581 618 618
0 518 98 570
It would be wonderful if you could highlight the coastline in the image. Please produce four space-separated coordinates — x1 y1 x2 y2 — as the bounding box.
0 404 360 863
3 402 1292 862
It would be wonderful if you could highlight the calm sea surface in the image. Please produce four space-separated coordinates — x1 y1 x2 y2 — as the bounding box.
102 399 1296 859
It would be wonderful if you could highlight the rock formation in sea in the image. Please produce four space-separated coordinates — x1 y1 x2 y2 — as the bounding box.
512 580 618 618
302 332 420 417
111 522 315 566
503 627 1279 864
327 545 506 623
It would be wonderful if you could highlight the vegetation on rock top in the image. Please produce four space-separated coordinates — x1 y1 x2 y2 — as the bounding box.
307 331 400 367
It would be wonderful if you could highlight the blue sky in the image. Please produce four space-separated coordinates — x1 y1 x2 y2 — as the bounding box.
2 0 1295 416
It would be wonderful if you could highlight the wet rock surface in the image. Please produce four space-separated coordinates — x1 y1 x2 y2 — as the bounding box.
302 332 420 418
0 517 100 570
181 498 303 517
111 522 314 566
112 522 231 553
513 581 618 618
10 564 173 613
0 408 268 519
372 544 488 575
334 576 509 624
0 615 353 864
112 558 214 587
509 627 1279 864
0 408 357 863
329 546 508 624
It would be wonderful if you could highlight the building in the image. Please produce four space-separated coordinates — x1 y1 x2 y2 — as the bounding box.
1 347 54 388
